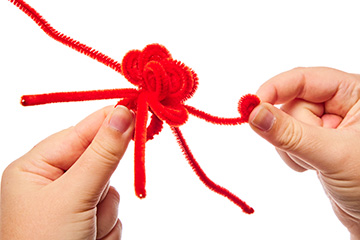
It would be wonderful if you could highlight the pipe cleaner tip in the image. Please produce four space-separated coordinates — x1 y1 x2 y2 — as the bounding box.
136 190 147 199
246 206 255 214
238 94 261 122
20 95 30 106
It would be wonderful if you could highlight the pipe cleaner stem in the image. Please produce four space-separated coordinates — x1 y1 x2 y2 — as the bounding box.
171 126 254 214
184 94 260 125
21 89 139 106
9 0 123 74
185 105 246 125
134 93 148 199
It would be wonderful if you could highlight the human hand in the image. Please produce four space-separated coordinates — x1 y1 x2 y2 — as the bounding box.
0 106 134 240
249 67 360 239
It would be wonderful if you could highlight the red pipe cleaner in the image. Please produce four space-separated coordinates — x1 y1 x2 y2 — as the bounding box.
10 0 260 214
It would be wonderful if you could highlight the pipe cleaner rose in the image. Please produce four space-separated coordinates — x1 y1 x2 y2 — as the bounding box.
11 0 260 214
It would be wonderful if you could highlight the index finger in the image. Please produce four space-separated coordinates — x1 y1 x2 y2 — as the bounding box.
25 106 114 172
257 67 357 104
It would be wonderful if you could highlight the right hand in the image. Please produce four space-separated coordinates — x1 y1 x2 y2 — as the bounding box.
249 67 360 239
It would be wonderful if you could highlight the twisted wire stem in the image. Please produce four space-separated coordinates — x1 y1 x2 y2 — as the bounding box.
171 127 254 214
9 0 123 74
10 0 259 214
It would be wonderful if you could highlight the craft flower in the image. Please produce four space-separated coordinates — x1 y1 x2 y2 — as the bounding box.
120 44 197 125
117 44 199 198
12 0 260 214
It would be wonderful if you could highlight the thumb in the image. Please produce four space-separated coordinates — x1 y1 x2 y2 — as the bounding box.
249 103 342 173
61 106 134 199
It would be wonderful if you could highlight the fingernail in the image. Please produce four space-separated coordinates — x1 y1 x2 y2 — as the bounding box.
251 106 275 131
109 106 134 133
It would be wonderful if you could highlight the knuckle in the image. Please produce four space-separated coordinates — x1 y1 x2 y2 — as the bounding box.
292 66 307 72
73 125 92 150
108 186 120 203
2 162 15 181
90 139 120 164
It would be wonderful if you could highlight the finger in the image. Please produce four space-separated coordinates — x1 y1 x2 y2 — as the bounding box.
249 103 345 173
97 186 120 239
62 106 134 199
276 99 341 172
280 99 324 126
21 106 114 173
321 114 343 128
100 181 111 203
100 219 122 240
257 67 359 117
281 99 343 129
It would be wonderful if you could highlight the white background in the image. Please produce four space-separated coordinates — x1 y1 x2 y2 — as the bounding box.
1 0 359 239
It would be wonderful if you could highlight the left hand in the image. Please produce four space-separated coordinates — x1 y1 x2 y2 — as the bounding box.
0 106 134 240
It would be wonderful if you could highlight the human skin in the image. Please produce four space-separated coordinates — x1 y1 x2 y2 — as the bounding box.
0 106 135 240
248 67 360 239
2 67 360 239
